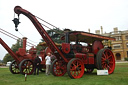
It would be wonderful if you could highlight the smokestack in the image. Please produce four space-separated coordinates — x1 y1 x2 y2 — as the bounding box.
101 26 103 34
23 37 27 49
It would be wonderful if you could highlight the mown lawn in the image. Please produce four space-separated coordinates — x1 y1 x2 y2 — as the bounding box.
0 63 128 85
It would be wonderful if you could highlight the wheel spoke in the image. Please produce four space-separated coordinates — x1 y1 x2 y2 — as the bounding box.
101 62 105 65
105 51 109 59
108 55 112 59
103 53 107 59
107 65 112 71
73 63 76 67
101 57 106 61
102 64 106 69
70 66 75 71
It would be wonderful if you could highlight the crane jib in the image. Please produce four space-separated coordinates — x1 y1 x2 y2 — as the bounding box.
13 6 68 62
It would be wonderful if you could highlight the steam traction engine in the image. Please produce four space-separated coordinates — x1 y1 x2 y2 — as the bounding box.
0 37 46 75
1 6 115 79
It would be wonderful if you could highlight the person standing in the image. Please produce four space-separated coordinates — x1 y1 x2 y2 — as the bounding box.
45 52 51 75
34 56 41 75
51 54 56 62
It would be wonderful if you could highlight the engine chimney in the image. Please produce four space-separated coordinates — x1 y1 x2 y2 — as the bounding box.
23 37 27 49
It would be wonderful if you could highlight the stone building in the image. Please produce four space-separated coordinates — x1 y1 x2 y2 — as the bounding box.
95 27 128 60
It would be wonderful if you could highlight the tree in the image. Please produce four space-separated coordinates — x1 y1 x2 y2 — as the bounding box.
0 60 3 63
41 28 71 43
3 39 22 63
37 28 72 55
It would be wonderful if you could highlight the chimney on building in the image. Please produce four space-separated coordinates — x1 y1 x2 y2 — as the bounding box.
88 28 90 33
114 27 118 34
101 26 103 34
95 30 100 34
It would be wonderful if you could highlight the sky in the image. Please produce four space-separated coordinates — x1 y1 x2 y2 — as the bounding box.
0 0 128 60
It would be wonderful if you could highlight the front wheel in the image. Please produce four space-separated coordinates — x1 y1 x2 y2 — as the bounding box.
9 60 20 74
50 59 67 76
67 58 85 79
96 48 115 74
19 59 34 75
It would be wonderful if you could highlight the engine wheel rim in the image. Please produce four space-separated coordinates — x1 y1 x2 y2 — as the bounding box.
68 58 84 79
100 49 115 74
9 60 20 74
51 59 67 76
20 60 34 75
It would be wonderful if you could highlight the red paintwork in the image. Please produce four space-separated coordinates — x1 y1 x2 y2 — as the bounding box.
51 60 67 76
22 37 27 49
62 43 70 54
68 59 85 78
61 31 115 42
14 6 68 62
100 49 115 74
92 41 104 55
0 37 46 74
16 48 26 56
0 6 116 78
0 38 21 63
45 47 52 55
0 37 37 63
87 53 94 64
75 53 87 63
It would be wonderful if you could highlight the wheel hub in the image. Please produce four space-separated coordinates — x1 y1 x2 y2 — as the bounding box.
105 59 110 64
76 67 80 71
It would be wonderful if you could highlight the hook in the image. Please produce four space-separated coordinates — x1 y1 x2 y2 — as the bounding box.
12 18 20 31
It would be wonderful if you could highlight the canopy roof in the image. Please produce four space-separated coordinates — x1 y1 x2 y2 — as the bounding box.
61 31 115 43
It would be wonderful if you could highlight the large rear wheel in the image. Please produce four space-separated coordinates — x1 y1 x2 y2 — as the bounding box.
67 58 85 79
96 48 115 74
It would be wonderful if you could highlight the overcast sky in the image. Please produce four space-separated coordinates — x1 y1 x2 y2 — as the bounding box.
0 0 128 60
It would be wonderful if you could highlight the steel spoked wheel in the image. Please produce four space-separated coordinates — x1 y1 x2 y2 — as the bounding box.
96 48 115 74
19 59 34 75
67 58 85 79
9 60 20 74
51 59 67 76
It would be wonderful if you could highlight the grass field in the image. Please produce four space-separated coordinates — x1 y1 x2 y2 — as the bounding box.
0 63 128 85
